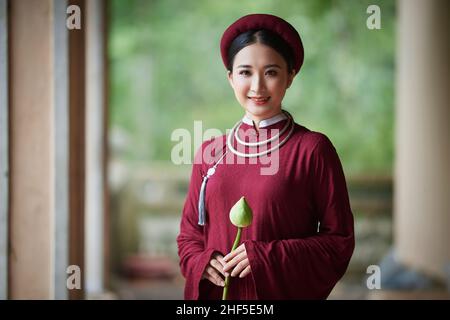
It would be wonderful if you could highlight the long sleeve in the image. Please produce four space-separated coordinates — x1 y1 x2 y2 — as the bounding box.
244 134 355 299
176 140 219 300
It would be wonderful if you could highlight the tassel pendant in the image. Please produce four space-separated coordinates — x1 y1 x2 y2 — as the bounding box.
198 167 216 225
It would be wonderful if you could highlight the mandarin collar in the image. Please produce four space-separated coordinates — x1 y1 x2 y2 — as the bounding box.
242 112 287 128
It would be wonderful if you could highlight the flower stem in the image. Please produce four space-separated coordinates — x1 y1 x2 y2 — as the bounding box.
222 227 242 300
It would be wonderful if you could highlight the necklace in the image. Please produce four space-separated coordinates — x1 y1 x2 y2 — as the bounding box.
226 110 295 158
234 112 292 147
198 110 295 225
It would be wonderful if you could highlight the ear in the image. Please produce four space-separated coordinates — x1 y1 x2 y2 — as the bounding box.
286 69 296 89
227 70 234 89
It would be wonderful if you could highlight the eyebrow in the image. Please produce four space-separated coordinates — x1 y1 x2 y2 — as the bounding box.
236 64 282 69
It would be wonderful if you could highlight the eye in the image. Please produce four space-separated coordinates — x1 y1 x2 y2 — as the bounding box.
239 70 251 76
266 70 278 76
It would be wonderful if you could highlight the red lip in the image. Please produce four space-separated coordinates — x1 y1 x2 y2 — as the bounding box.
249 96 270 105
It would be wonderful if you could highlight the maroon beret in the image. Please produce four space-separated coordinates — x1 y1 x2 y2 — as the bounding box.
220 14 304 74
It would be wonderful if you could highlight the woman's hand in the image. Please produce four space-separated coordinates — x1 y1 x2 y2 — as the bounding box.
201 252 226 287
223 243 252 278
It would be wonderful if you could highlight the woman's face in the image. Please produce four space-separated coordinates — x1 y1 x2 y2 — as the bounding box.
227 42 295 122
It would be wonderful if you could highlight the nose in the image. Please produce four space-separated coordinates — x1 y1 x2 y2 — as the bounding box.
250 73 266 94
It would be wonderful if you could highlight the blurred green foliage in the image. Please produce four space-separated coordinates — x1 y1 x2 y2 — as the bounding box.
109 0 395 175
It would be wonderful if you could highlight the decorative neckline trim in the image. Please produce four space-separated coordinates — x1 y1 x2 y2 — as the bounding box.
242 112 288 128
227 110 295 158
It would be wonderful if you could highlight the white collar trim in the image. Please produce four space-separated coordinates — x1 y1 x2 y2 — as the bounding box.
242 112 287 128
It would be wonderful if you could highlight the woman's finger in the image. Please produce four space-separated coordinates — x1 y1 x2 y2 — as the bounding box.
214 255 230 277
205 266 225 287
239 265 252 278
230 258 249 277
215 255 226 268
210 259 226 277
223 243 245 261
205 273 223 287
223 243 245 262
206 265 221 281
223 251 247 273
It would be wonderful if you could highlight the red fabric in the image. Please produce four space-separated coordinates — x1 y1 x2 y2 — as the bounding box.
177 119 354 300
220 14 304 74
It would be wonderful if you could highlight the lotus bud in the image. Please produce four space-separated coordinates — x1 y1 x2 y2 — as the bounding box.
229 196 253 228
222 196 253 300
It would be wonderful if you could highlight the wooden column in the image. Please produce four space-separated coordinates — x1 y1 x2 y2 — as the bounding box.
9 0 54 299
4 0 107 300
69 0 86 300
0 0 9 301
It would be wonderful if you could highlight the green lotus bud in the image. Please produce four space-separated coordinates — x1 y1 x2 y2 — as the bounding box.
223 196 254 300
229 196 253 228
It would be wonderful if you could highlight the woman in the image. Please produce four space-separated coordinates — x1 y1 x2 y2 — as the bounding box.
177 13 354 300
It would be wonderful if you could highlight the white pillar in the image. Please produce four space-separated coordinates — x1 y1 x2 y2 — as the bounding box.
85 0 106 296
54 0 70 300
395 0 450 280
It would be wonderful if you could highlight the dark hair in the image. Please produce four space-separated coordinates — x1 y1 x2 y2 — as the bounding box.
227 29 295 73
